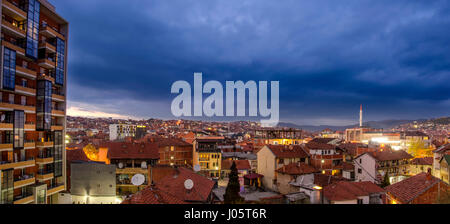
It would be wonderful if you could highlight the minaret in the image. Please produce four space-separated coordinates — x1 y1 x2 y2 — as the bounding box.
359 104 363 127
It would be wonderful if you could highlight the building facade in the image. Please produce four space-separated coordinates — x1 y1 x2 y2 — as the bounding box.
192 137 224 178
109 124 136 141
0 0 67 204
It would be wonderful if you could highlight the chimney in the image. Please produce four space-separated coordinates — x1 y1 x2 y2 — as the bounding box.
426 168 432 181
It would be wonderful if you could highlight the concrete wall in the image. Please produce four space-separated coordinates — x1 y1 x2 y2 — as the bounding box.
257 146 276 190
355 154 377 183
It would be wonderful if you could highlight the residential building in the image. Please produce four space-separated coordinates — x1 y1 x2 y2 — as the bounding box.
105 142 159 196
109 124 136 141
304 140 344 175
152 137 192 166
192 137 224 178
290 173 347 204
439 155 449 184
253 128 304 146
409 157 433 176
0 0 68 204
257 145 309 191
275 162 319 195
433 144 450 178
385 170 449 204
323 181 385 204
122 167 216 204
354 149 413 185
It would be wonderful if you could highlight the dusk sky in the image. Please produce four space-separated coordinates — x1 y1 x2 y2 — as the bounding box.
53 0 449 125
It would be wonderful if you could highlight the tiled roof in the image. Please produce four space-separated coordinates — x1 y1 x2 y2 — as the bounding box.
410 157 433 166
276 163 319 175
443 155 450 164
66 148 90 163
305 142 336 150
156 167 215 202
153 137 192 147
338 143 366 156
313 174 347 187
221 160 251 170
364 150 413 161
309 138 338 144
324 181 385 201
265 145 309 158
105 142 160 159
121 186 187 204
433 144 450 153
334 162 355 171
385 172 446 203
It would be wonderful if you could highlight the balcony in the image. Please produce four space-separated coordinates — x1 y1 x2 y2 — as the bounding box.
15 85 36 96
39 41 56 53
0 159 35 170
0 101 35 113
36 156 54 165
52 94 65 102
2 0 27 21
1 39 25 56
14 176 35 189
24 141 35 149
0 142 13 152
36 141 54 148
38 73 55 83
37 58 56 69
47 184 65 196
52 109 65 117
16 65 38 79
13 194 34 205
36 171 54 182
25 123 36 131
1 19 26 38
40 24 65 40
0 122 13 130
51 125 64 131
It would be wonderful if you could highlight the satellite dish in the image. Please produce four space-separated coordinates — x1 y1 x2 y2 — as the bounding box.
184 179 194 190
141 161 147 169
193 165 201 172
118 162 124 169
131 174 146 186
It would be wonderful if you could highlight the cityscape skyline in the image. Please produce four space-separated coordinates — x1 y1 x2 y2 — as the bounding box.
51 0 450 125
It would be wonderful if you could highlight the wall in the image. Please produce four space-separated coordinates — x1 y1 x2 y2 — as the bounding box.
257 146 276 191
355 154 377 183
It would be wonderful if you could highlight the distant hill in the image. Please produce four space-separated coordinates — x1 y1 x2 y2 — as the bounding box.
278 119 423 132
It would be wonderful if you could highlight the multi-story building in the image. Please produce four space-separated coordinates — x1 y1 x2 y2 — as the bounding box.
0 0 67 204
109 124 136 141
192 137 224 178
153 138 192 167
253 128 304 146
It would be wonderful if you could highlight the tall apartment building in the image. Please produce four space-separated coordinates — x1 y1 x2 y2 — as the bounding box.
109 124 136 141
0 0 68 204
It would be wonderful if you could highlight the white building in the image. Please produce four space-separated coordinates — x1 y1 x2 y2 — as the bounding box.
109 124 137 141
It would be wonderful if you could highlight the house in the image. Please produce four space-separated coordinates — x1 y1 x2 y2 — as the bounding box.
304 141 344 175
439 155 450 184
354 149 413 185
385 170 449 204
289 173 347 204
122 167 216 204
192 137 225 178
433 144 450 178
409 157 433 176
257 145 309 191
323 181 385 204
221 160 251 178
104 142 160 196
275 163 319 194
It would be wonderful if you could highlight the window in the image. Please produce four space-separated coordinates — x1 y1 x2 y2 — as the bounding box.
357 199 363 204
26 0 40 59
3 48 16 90
55 38 65 85
8 94 14 104
13 110 24 149
358 168 362 174
21 96 26 106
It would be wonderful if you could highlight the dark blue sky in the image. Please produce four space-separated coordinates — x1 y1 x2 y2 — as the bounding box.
53 0 450 125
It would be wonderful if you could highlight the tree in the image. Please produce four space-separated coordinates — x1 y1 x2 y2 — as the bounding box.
408 139 433 158
381 172 390 188
224 161 244 204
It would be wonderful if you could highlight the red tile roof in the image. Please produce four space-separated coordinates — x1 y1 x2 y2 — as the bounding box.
364 150 413 161
156 167 215 202
66 148 90 163
433 144 450 153
305 142 336 150
265 145 309 158
121 186 187 204
222 160 251 170
276 163 319 175
105 142 160 160
309 138 338 144
324 181 385 201
385 172 446 203
410 157 433 166
314 174 347 187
